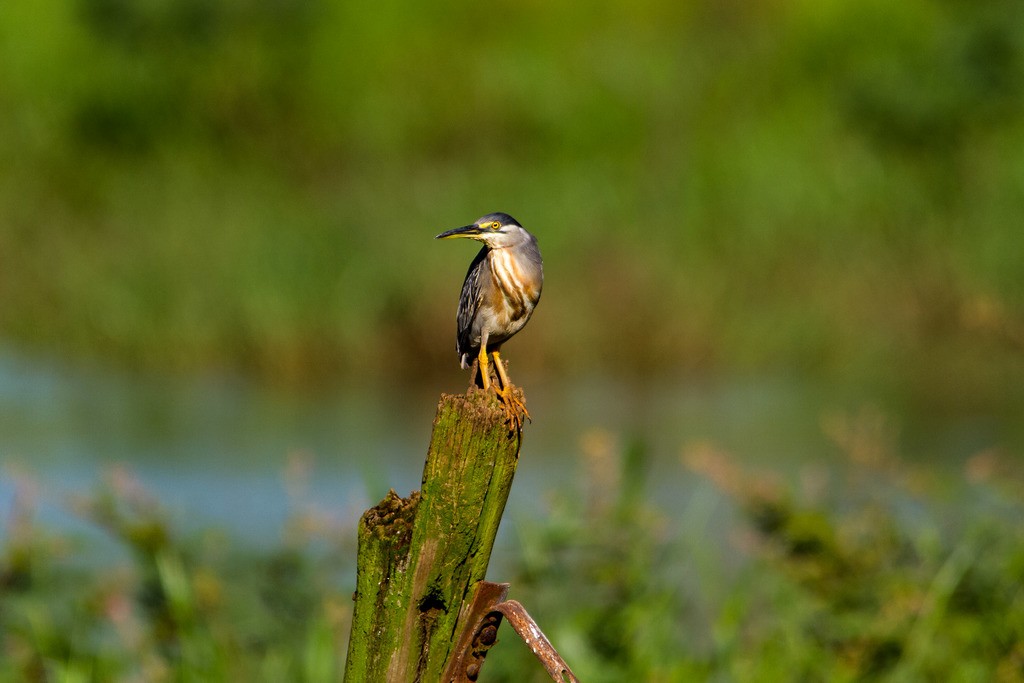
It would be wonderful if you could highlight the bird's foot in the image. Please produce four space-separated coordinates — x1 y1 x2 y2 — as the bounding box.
495 385 530 430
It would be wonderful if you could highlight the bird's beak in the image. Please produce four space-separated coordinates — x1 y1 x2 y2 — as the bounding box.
435 224 482 240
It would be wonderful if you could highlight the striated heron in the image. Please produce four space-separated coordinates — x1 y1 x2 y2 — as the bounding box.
436 212 543 410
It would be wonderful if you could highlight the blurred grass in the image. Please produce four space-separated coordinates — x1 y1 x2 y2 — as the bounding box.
3 422 1024 681
1 465 353 682
1 0 1023 417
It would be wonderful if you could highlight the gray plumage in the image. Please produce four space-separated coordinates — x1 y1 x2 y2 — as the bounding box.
436 212 543 371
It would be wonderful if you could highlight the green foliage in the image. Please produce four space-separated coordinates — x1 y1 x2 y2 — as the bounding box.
3 422 1024 680
0 0 1022 414
0 470 350 682
485 429 1024 682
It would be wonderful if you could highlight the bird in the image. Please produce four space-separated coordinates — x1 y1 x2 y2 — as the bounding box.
436 212 543 414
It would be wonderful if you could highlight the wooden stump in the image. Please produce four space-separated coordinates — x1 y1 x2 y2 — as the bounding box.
343 388 525 682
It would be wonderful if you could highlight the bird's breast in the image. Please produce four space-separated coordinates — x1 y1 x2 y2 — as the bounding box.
487 248 540 325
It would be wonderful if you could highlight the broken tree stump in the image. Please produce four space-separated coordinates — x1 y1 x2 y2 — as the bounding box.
343 388 525 682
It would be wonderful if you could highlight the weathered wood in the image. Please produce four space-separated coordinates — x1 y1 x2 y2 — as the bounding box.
491 600 579 683
442 582 580 683
344 388 525 682
441 581 511 682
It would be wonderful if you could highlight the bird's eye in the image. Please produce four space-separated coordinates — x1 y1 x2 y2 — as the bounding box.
491 221 501 230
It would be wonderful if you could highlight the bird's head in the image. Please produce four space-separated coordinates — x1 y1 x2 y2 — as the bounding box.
435 212 531 249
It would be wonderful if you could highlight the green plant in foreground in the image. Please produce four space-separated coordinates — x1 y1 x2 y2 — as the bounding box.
0 467 352 683
2 421 1024 682
489 424 1024 682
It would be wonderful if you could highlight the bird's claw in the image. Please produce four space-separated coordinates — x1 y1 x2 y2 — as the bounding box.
496 385 530 430
467 356 529 430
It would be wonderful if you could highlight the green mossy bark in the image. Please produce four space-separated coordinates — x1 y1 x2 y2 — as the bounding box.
344 389 523 682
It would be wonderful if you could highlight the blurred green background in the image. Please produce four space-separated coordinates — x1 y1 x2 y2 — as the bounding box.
3 0 1024 680
2 0 1022 410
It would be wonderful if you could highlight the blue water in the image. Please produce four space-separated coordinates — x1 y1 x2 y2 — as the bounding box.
0 347 1014 551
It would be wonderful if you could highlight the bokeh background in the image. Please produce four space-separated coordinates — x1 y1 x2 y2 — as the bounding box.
2 0 1024 680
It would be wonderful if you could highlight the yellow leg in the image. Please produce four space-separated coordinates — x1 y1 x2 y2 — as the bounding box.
477 344 490 391
492 350 511 389
490 350 530 426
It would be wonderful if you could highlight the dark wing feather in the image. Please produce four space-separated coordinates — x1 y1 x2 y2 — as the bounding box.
456 246 489 364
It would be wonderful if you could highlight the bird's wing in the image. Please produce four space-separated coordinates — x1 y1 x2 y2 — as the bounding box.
456 247 489 360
